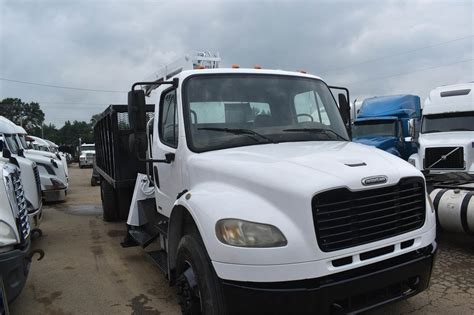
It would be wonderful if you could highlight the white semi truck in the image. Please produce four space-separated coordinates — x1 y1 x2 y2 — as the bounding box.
95 52 437 314
0 155 31 303
26 134 69 178
0 119 43 230
408 83 474 235
0 118 68 202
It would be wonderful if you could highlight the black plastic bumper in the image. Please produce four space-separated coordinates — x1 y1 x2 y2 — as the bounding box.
222 243 437 314
0 239 31 303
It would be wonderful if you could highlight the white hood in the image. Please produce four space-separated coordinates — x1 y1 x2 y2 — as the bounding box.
187 141 422 197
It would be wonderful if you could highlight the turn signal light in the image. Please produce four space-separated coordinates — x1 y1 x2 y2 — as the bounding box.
254 65 262 69
298 69 307 74
232 64 240 69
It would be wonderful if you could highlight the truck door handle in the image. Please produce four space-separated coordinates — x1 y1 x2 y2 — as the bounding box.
153 166 160 188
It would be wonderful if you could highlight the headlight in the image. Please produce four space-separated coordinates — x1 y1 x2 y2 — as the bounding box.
0 220 16 243
216 219 287 247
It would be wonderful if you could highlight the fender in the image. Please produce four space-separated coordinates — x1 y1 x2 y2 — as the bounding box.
408 153 421 169
168 182 304 272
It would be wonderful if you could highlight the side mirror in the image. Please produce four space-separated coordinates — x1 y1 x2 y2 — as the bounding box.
17 148 24 157
407 118 416 138
128 89 147 133
404 136 413 142
338 93 352 137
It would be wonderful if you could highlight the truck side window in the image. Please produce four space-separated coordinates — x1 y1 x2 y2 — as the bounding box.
159 89 178 148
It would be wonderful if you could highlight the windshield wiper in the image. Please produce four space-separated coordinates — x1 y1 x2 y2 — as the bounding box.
198 127 277 144
282 128 348 141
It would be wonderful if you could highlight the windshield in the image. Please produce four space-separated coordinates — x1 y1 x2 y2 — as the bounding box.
422 111 474 133
17 134 28 149
183 74 348 152
352 120 397 137
81 145 95 151
3 134 20 154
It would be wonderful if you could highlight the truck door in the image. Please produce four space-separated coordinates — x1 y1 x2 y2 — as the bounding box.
152 88 182 216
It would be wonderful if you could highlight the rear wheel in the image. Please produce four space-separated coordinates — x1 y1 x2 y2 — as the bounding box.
176 233 226 315
100 180 118 221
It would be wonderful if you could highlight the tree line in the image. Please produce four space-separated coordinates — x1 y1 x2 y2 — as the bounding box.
0 98 98 147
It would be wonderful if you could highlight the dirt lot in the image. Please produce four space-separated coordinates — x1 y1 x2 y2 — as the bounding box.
9 164 474 314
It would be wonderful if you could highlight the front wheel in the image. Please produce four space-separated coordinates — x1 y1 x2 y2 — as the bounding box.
176 233 226 315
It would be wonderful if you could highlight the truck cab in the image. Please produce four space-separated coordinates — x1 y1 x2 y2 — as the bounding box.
0 118 68 202
95 53 436 314
353 95 421 160
409 83 474 174
0 156 31 303
79 143 95 168
0 119 43 229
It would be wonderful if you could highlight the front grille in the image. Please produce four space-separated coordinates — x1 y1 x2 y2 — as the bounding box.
11 171 30 241
312 177 426 252
424 147 464 169
33 165 42 197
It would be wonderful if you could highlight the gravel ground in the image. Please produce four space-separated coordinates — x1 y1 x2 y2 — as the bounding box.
9 164 474 314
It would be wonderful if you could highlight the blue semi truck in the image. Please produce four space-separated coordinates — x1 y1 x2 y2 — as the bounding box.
352 94 421 160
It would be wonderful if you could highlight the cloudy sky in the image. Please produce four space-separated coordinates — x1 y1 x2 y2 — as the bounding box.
0 0 473 126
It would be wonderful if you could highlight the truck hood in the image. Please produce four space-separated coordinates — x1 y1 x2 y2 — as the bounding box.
352 136 398 150
419 131 474 147
187 141 421 197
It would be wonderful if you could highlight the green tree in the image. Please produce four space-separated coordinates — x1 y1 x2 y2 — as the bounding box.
0 98 45 133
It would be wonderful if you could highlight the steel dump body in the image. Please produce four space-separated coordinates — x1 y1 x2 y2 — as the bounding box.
94 104 154 220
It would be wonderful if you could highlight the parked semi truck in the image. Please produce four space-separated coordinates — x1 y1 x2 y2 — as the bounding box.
0 154 31 303
407 83 474 235
0 119 43 229
95 52 436 314
0 118 68 202
18 130 69 180
78 143 95 168
352 95 421 160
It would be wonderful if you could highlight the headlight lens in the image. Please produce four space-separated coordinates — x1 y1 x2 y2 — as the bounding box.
0 220 16 242
216 219 287 247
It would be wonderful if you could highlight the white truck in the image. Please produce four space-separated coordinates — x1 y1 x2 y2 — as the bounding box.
0 118 68 202
408 83 474 174
95 52 436 314
0 155 31 303
78 143 95 168
0 119 43 230
408 83 474 235
18 130 69 180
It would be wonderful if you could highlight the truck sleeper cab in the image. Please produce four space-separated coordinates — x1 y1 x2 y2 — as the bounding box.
0 157 31 303
96 66 436 314
409 83 474 174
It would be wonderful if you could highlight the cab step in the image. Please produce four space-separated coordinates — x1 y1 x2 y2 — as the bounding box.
148 250 168 275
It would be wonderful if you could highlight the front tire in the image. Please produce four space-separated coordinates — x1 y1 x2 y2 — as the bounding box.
176 233 226 315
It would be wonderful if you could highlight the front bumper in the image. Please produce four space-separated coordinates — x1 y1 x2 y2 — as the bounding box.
42 188 67 202
221 243 436 314
0 239 31 303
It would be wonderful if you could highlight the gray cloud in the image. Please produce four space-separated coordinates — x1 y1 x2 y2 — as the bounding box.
1 0 473 126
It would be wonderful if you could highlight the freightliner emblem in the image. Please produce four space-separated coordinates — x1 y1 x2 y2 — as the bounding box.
361 175 388 186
